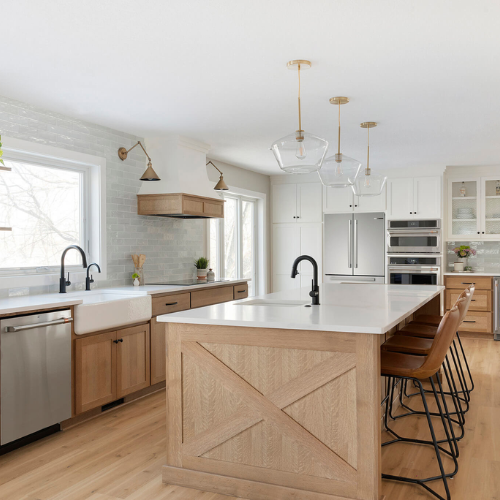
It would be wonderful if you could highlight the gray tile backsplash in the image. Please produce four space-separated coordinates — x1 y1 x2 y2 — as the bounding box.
446 241 500 274
0 95 204 297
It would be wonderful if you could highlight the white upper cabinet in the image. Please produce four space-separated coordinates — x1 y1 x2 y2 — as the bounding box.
447 176 500 240
323 185 386 213
387 176 441 219
272 183 322 223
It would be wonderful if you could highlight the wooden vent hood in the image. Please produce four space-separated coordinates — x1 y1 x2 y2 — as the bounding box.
136 135 224 219
137 193 224 219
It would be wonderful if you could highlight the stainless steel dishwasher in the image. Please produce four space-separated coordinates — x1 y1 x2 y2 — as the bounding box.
1 309 72 445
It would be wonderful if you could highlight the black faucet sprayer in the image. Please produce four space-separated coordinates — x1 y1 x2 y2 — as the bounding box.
291 255 320 305
86 263 101 291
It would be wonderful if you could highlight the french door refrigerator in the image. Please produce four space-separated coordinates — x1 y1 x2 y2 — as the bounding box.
324 212 386 283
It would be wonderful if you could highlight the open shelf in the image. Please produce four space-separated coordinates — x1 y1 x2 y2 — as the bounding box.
452 218 476 222
485 196 500 199
452 196 476 200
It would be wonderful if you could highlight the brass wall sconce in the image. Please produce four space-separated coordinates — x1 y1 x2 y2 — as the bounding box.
118 141 160 181
206 161 228 190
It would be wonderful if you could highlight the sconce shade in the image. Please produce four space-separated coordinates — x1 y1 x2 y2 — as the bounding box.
140 161 161 181
214 174 228 191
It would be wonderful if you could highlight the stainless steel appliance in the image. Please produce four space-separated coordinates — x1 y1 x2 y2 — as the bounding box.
1 310 72 445
387 220 441 254
494 278 500 341
324 212 385 282
388 256 441 285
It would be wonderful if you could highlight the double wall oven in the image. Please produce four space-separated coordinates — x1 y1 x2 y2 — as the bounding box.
387 220 442 285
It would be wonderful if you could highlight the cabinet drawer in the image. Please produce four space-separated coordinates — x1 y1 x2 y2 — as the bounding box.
457 311 492 333
234 283 248 300
152 293 190 317
191 286 234 308
445 276 492 290
445 289 491 312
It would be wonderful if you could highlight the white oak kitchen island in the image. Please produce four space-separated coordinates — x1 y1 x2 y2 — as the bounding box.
157 284 443 500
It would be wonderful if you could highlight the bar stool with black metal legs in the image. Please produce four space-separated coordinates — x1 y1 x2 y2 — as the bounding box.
411 284 476 395
395 287 474 417
382 293 469 449
381 306 462 500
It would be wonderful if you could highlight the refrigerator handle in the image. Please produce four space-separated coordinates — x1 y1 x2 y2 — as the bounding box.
354 219 358 268
348 219 352 269
494 279 499 339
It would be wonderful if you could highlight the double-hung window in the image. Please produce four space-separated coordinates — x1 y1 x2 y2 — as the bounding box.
0 152 94 281
210 194 258 296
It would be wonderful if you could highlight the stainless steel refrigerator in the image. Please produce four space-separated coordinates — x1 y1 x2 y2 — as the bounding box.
324 212 386 283
494 277 500 341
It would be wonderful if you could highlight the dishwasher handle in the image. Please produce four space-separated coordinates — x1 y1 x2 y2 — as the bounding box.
5 317 73 332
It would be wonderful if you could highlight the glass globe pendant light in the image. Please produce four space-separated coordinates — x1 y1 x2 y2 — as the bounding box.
352 122 387 196
318 97 361 188
271 60 328 174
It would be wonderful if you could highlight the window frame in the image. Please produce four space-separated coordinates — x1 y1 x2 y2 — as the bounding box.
0 136 106 289
210 192 258 296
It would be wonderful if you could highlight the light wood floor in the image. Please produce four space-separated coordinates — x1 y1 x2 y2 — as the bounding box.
0 337 498 500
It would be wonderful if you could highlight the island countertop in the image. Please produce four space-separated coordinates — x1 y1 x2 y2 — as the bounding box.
158 283 444 334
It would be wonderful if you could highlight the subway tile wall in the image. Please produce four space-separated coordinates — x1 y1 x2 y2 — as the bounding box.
0 95 204 297
446 241 500 273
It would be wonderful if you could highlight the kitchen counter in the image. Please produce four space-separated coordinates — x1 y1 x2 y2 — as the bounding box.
443 272 498 276
159 282 443 500
158 283 443 334
0 279 248 317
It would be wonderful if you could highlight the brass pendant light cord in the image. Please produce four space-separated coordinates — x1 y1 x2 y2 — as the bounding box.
297 64 302 131
337 103 341 155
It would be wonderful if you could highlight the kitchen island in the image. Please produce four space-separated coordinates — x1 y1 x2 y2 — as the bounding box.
157 283 443 500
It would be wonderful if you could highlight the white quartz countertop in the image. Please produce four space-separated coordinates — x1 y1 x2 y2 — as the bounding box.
0 279 248 316
158 283 444 335
443 272 498 276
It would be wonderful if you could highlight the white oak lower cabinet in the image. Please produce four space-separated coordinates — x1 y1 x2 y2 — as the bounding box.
151 317 167 385
75 323 150 414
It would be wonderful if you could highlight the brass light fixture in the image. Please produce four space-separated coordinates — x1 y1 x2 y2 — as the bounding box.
118 141 160 181
270 60 328 174
352 122 387 197
318 97 361 188
206 161 228 190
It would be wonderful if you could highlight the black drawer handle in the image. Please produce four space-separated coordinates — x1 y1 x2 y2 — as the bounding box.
165 302 178 306
461 282 475 285
237 290 246 293
471 299 476 302
463 320 476 323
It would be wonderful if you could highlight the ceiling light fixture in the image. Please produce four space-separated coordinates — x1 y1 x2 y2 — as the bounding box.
271 60 328 174
206 161 228 190
318 97 361 188
118 141 160 181
352 122 387 196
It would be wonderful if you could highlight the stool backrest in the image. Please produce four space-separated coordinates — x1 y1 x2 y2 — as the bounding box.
416 297 466 377
453 289 470 324
463 284 475 317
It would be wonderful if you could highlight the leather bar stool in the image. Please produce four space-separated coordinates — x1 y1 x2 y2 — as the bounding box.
396 288 473 414
411 284 475 394
382 306 462 500
382 294 469 442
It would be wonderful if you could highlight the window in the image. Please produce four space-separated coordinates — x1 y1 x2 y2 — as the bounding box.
0 158 88 273
210 194 257 296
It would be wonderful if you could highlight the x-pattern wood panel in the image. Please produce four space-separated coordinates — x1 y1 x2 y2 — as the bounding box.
181 341 357 485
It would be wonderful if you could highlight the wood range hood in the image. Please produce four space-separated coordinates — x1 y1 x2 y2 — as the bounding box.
136 136 224 219
137 192 224 219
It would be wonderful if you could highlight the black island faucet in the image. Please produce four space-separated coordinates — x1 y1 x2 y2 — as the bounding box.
291 255 320 305
60 245 88 293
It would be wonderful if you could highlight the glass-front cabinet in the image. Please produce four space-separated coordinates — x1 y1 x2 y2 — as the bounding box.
448 176 500 240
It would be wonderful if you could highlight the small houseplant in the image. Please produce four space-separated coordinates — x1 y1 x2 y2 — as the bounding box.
194 257 209 279
453 245 476 272
132 272 140 286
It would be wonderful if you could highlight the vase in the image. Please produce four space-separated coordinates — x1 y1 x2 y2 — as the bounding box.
207 268 215 282
133 278 140 286
197 269 208 280
454 261 464 272
134 267 144 285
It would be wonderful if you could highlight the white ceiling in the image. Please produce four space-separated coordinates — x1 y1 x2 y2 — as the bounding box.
2 0 500 175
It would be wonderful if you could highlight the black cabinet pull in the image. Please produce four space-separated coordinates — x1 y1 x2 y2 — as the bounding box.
237 290 246 293
349 205 352 207
471 299 476 301
463 320 476 323
461 282 475 285
118 338 123 342
113 340 118 344
165 302 178 306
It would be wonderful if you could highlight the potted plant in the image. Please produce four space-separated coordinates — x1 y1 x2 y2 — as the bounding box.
194 257 209 279
132 272 140 286
453 245 476 272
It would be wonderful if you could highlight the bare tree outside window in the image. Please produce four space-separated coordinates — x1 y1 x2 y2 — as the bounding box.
0 159 83 270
